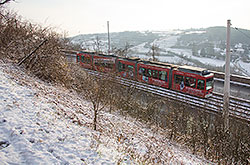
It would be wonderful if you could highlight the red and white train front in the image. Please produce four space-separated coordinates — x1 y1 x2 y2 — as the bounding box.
172 66 214 98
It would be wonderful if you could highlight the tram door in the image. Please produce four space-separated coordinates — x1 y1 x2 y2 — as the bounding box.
173 74 185 91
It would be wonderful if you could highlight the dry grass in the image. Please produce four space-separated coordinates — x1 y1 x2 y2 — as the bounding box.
0 7 73 87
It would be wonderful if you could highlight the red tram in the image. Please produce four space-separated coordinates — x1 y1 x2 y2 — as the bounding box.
171 65 213 98
77 51 93 70
117 57 139 80
76 51 214 98
137 61 171 89
93 54 116 73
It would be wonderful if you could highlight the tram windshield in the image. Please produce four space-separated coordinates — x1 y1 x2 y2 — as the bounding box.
206 77 214 90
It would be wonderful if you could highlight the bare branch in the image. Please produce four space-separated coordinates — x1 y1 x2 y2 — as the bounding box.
0 0 14 5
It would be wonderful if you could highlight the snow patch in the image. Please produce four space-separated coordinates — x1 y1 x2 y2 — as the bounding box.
0 63 213 164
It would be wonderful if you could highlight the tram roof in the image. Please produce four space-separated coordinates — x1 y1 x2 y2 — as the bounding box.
78 51 118 58
139 60 177 68
149 61 177 67
179 65 206 72
125 57 141 61
178 65 213 77
78 50 95 54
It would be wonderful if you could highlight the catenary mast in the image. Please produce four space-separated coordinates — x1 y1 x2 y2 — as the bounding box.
223 19 231 131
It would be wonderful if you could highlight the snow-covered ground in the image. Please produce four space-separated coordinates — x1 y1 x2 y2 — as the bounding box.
236 60 250 76
0 62 213 164
153 36 179 48
130 42 149 54
0 64 120 164
130 35 227 68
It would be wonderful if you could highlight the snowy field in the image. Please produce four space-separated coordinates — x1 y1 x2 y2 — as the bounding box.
0 62 213 164
131 35 227 68
129 33 250 76
237 60 250 76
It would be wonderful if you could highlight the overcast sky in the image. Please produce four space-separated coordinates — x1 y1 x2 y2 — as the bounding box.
9 0 250 37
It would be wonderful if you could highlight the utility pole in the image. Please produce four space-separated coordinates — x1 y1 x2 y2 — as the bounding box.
223 20 231 131
107 21 111 54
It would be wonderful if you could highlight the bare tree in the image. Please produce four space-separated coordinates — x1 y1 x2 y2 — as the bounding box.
76 72 120 131
83 76 107 130
0 0 14 5
112 42 133 57
92 36 104 54
148 43 160 61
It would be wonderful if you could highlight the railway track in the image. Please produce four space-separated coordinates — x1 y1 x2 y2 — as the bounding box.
62 52 250 121
85 68 250 122
213 71 250 86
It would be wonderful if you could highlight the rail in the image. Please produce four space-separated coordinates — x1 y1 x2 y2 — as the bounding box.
213 71 250 85
85 68 250 123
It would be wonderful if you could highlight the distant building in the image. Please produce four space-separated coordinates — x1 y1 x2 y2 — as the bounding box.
234 43 245 54
214 47 221 53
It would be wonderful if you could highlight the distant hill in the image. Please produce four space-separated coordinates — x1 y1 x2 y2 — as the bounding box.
69 27 250 49
179 26 250 45
69 31 161 50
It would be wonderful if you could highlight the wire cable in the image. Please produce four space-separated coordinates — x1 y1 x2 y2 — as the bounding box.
234 27 250 40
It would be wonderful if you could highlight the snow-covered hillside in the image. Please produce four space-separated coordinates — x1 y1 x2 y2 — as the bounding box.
0 62 213 164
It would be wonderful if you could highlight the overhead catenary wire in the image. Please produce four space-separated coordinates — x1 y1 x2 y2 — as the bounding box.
234 27 250 41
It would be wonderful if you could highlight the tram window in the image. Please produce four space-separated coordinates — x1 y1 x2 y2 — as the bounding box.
197 79 205 90
81 56 84 63
85 57 91 64
159 71 168 82
118 62 122 71
152 70 158 79
110 63 114 69
127 65 134 77
206 77 214 90
118 62 126 72
147 69 152 77
174 74 184 84
104 63 107 68
127 65 134 71
122 64 126 71
94 61 100 66
144 69 148 77
95 62 113 69
139 67 145 75
105 63 113 69
77 56 80 62
185 77 196 88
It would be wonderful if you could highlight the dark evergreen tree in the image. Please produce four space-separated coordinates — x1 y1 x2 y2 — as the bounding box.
192 44 198 56
200 48 206 57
